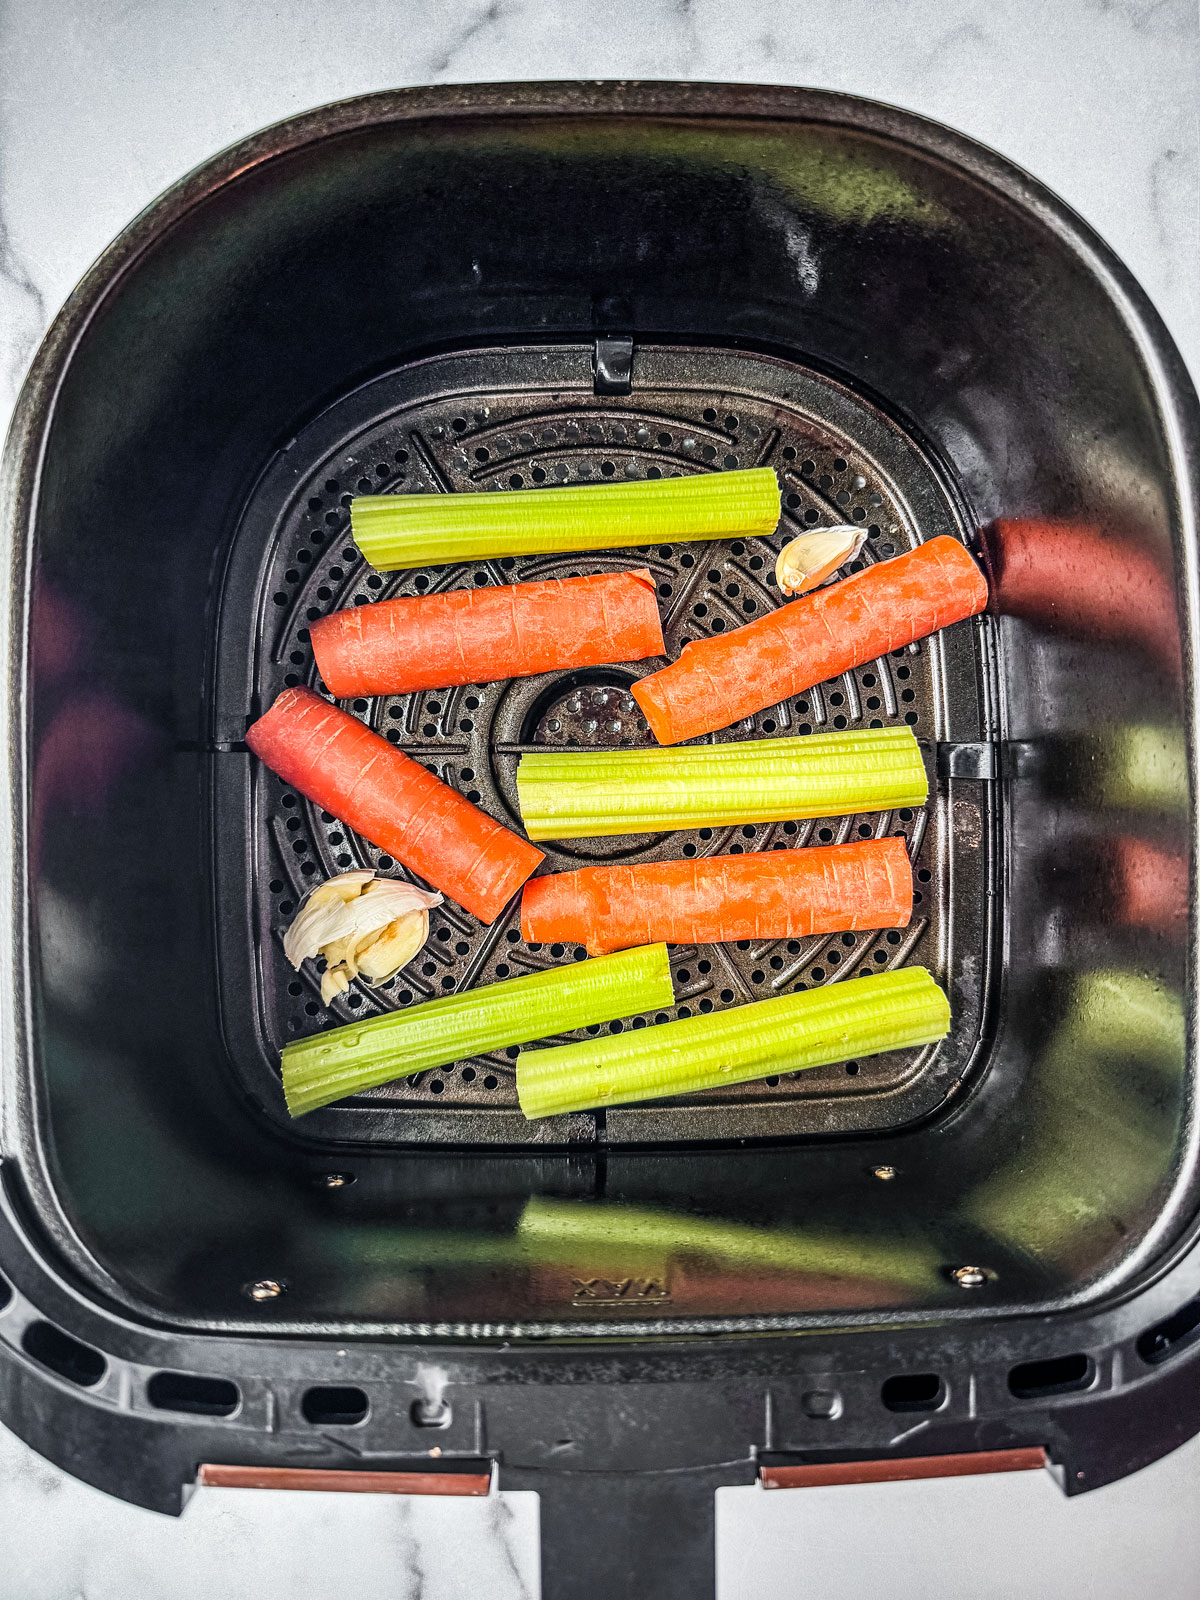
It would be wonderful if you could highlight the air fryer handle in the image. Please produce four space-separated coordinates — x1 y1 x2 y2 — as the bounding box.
532 1466 732 1600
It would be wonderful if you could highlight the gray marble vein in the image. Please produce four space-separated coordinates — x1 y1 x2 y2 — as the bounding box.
0 203 46 413
486 1493 538 1600
425 0 509 79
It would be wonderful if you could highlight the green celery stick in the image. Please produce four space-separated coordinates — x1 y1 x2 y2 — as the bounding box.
519 727 920 776
517 967 949 1118
351 467 781 570
517 726 928 839
283 943 675 1116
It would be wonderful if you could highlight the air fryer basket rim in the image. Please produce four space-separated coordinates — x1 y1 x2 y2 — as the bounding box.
3 84 1200 1545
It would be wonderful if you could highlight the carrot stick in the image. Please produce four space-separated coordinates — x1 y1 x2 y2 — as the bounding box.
246 687 543 924
632 536 987 745
311 569 665 698
521 838 912 954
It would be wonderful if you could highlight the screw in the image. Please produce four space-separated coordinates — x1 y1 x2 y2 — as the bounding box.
872 1165 897 1181
321 1172 352 1189
411 1398 452 1428
246 1279 285 1302
951 1265 989 1289
801 1389 842 1420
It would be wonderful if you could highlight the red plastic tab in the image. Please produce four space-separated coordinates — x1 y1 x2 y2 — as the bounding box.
761 1446 1047 1489
197 1465 490 1496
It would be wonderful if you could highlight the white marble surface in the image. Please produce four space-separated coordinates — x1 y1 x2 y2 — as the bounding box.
0 1423 541 1599
0 1 1197 1595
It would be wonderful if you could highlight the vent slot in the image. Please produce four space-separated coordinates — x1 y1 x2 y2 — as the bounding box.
302 1385 370 1425
881 1372 945 1412
1008 1353 1094 1399
148 1371 240 1416
0 1270 11 1313
1137 1297 1200 1366
22 1322 106 1388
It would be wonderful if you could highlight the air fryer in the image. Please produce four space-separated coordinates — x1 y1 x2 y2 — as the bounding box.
0 83 1197 1600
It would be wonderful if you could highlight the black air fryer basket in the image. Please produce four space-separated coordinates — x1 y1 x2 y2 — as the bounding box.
1 83 1199 1599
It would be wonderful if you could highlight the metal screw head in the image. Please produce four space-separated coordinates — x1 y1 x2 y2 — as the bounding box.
800 1389 842 1420
951 1265 989 1289
246 1279 285 1302
411 1398 452 1429
872 1165 897 1181
321 1173 352 1189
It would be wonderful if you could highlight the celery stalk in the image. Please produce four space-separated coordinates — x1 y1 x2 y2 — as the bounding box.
516 967 949 1118
351 468 781 570
517 725 928 839
282 943 675 1116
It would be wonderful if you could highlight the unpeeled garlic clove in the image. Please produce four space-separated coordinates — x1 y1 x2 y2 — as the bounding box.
283 869 442 999
775 525 868 597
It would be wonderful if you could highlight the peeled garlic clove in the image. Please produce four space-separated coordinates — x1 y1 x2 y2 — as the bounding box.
320 964 352 1006
307 869 376 909
776 525 868 597
356 910 431 983
321 932 363 977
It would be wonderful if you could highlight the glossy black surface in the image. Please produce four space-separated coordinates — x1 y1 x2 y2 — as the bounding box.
3 85 1197 1347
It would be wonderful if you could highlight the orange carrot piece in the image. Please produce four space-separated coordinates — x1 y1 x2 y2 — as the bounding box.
632 537 987 745
246 687 543 924
311 569 665 698
521 837 912 955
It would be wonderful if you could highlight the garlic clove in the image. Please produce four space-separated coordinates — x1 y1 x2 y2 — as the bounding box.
321 932 363 976
307 869 376 909
284 869 443 993
356 910 431 983
283 871 442 970
320 964 352 1006
776 525 869 597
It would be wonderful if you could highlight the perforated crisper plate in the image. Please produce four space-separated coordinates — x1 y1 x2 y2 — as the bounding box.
211 344 996 1146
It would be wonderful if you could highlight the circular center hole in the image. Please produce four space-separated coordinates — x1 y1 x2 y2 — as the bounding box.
524 670 654 748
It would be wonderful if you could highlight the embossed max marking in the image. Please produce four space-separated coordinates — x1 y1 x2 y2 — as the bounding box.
571 1278 672 1303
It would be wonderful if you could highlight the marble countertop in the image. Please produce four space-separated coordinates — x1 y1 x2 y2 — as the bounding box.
0 1 1197 1595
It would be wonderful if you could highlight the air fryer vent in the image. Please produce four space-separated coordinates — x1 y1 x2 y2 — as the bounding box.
148 1372 240 1417
1138 1298 1200 1366
1008 1353 1095 1399
22 1322 106 1388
